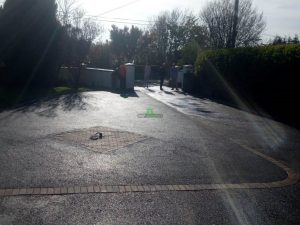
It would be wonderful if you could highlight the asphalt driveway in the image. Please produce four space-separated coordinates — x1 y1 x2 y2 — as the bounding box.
0 86 300 225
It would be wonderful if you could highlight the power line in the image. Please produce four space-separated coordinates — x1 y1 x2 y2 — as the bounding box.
95 0 143 17
89 16 151 23
61 11 152 26
59 0 149 26
63 14 151 26
90 18 149 26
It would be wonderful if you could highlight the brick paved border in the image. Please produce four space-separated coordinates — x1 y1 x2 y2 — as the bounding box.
1 142 299 197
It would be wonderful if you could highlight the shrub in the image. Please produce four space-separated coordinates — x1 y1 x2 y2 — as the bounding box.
179 41 200 65
194 44 300 126
0 0 61 88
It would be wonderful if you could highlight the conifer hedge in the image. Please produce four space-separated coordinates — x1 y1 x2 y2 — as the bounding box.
193 44 300 126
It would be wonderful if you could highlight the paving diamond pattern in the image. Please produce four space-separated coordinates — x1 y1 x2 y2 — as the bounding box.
53 126 148 153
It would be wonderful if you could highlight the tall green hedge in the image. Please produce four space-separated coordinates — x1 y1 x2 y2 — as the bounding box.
193 44 300 126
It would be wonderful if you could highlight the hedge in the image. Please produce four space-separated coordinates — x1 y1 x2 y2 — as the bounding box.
193 44 300 127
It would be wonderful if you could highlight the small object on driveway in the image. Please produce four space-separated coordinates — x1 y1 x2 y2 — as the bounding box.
90 132 103 140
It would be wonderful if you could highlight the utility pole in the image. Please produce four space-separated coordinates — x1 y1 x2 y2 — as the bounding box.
230 0 239 48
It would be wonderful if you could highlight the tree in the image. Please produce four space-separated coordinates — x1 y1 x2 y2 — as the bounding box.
88 42 113 69
293 35 299 44
149 13 168 62
81 18 102 42
272 36 286 45
110 25 142 62
56 0 102 88
180 41 200 65
57 0 78 26
150 9 207 63
136 31 157 64
271 35 299 45
127 26 143 61
0 0 61 87
57 0 102 43
201 0 266 48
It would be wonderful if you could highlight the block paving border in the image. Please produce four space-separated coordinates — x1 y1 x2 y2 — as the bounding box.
1 143 299 196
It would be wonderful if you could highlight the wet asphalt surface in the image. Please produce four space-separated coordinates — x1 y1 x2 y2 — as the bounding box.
0 85 300 224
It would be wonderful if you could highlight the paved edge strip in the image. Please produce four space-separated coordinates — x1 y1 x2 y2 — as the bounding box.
1 138 300 197
1 148 299 197
1 141 300 197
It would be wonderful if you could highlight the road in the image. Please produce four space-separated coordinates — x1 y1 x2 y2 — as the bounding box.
0 85 300 225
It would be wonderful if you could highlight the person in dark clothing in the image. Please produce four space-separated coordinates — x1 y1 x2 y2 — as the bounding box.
170 63 178 90
159 62 167 90
119 59 127 92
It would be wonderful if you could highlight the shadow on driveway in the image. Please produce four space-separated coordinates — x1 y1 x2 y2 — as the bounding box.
13 93 88 118
0 89 141 120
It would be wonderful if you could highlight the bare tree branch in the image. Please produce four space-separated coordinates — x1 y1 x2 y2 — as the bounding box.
200 0 266 48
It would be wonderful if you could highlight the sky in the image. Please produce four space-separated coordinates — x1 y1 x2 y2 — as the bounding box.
1 0 299 41
75 0 300 42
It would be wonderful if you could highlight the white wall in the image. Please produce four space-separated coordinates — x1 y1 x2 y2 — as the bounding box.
81 67 114 89
59 67 114 89
59 65 135 90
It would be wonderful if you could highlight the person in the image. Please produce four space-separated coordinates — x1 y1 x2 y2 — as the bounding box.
170 63 178 90
144 63 151 88
159 62 167 90
119 59 127 92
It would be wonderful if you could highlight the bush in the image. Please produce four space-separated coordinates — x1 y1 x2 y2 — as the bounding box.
179 41 200 66
194 44 300 126
0 0 61 88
